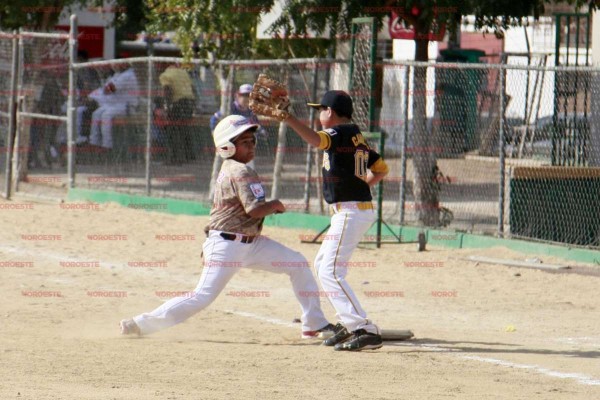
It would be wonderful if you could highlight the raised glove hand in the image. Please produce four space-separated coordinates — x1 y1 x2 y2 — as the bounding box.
249 74 290 122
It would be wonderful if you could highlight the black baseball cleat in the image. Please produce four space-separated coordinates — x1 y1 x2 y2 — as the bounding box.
333 329 383 351
322 323 352 346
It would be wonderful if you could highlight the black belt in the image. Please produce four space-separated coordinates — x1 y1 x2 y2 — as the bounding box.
220 232 256 244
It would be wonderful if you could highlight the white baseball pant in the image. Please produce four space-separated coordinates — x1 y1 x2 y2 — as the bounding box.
74 105 90 143
134 230 329 335
314 202 379 334
90 103 127 149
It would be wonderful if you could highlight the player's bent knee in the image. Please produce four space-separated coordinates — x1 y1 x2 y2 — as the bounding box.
271 253 311 273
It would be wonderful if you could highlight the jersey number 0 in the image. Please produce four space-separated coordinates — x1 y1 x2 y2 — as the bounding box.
354 150 369 181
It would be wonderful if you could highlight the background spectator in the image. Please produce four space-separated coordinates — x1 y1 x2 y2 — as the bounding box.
151 96 168 160
209 83 259 131
210 83 267 169
159 65 196 164
88 62 139 152
29 68 65 169
74 50 102 145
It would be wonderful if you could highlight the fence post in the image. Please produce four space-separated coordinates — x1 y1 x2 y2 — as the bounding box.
399 65 409 225
12 30 24 193
209 64 233 201
303 61 319 211
4 30 19 199
67 15 77 189
271 120 287 199
498 64 506 237
271 67 288 199
145 49 154 195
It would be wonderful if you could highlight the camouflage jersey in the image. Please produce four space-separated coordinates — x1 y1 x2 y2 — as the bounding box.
204 159 266 236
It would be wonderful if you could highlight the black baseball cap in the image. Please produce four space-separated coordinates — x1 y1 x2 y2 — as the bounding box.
307 90 353 118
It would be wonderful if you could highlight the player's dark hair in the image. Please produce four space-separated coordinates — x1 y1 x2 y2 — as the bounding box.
331 108 352 120
232 126 258 142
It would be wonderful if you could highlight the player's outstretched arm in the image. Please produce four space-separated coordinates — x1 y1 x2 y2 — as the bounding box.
248 200 286 218
285 115 321 148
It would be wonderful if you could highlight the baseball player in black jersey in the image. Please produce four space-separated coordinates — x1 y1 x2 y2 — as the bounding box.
285 90 390 351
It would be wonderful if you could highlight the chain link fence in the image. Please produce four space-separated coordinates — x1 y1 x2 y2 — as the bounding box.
388 60 600 247
349 21 376 134
5 25 600 249
13 31 72 195
385 62 503 235
72 57 150 193
71 57 349 212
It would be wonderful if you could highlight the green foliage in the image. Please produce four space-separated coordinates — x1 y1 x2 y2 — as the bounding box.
143 0 336 61
145 0 265 61
468 0 590 37
0 0 88 30
0 0 147 60
114 0 150 42
9 0 591 59
0 0 141 40
267 0 595 39
144 0 593 61
267 1 357 37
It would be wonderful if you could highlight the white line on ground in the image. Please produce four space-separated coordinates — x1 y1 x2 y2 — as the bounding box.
555 337 600 347
222 310 600 387
463 355 600 386
388 342 600 386
3 243 599 387
223 310 297 328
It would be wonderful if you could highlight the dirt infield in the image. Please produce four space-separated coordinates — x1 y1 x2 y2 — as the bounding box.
0 198 599 399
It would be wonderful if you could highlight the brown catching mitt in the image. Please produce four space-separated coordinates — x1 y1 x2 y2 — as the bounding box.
249 74 290 121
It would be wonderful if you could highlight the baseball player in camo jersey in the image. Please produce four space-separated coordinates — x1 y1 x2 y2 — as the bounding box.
285 90 390 351
120 115 335 339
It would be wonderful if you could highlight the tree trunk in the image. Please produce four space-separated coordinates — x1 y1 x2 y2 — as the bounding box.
447 13 461 50
411 35 440 226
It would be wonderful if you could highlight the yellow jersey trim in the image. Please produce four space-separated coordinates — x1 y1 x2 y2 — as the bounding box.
317 131 331 150
370 158 389 174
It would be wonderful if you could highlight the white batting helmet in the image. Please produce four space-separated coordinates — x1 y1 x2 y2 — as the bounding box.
213 115 258 158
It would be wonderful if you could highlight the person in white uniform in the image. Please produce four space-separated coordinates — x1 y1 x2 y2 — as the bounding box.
120 115 334 339
89 63 139 150
285 90 390 351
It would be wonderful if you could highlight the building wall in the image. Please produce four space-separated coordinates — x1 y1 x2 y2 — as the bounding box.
593 11 600 65
56 1 115 59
